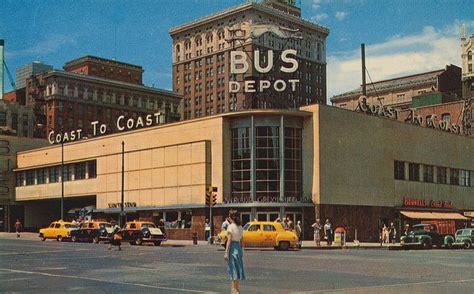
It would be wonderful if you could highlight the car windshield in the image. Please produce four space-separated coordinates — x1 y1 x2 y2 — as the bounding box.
243 223 250 230
141 223 156 229
456 230 463 236
413 225 431 232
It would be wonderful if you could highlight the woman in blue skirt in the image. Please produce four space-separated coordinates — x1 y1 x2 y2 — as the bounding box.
224 210 245 293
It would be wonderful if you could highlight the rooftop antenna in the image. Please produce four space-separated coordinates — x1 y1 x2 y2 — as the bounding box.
113 25 117 61
461 24 466 40
361 43 367 96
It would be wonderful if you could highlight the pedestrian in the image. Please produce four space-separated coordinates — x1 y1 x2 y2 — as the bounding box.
222 217 230 231
224 210 245 293
282 218 289 230
205 219 211 242
158 218 166 238
312 219 322 247
382 224 389 244
403 224 410 237
324 219 333 246
15 219 22 238
389 222 397 244
288 219 294 231
108 220 122 251
295 221 302 249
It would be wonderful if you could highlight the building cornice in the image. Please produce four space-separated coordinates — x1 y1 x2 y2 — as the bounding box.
169 3 329 37
42 70 182 99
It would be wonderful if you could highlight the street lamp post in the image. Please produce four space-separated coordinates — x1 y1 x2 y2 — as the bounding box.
60 139 64 220
120 141 125 227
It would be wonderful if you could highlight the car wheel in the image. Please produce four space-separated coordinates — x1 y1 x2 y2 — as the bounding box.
153 241 161 246
57 236 63 242
93 236 100 244
135 238 143 246
278 241 290 251
71 236 77 243
446 239 453 249
41 237 46 242
422 239 432 249
464 241 472 249
129 242 136 246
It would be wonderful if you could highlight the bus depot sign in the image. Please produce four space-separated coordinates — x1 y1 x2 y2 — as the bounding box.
48 112 162 144
229 49 299 93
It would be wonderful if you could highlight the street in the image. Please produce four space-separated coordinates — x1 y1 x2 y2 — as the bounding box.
0 235 474 293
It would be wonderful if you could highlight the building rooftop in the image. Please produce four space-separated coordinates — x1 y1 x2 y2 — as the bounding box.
169 2 329 36
64 55 144 72
41 70 181 99
331 69 446 102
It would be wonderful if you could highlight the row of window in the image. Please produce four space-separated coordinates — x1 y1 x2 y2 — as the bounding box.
394 160 472 187
17 161 97 187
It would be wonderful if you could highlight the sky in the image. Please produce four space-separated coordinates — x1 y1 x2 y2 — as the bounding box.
1 0 473 101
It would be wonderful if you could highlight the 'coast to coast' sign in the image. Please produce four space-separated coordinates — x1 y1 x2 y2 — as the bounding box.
48 112 162 144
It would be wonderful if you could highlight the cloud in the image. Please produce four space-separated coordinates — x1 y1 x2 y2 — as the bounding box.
335 11 348 21
327 21 468 102
5 34 76 58
312 13 329 21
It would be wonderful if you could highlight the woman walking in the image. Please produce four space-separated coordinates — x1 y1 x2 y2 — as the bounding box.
224 210 245 294
312 219 322 247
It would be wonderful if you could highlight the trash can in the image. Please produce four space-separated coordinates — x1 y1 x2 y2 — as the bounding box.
192 232 198 245
334 226 346 246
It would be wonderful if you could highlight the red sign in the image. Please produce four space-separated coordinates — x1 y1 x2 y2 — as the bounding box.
403 197 453 209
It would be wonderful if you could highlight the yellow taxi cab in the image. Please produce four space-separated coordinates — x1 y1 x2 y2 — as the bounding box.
39 220 77 242
216 221 299 250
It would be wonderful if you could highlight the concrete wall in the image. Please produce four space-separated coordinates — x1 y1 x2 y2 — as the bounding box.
317 104 474 210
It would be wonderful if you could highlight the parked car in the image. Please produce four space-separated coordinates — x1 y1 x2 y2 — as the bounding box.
39 220 77 242
400 223 454 249
215 221 299 250
70 221 112 243
453 228 474 249
120 221 166 246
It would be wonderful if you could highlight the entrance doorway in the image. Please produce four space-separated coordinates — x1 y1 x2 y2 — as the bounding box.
257 212 279 222
240 212 251 226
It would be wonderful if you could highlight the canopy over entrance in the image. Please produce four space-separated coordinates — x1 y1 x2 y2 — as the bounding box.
400 211 469 220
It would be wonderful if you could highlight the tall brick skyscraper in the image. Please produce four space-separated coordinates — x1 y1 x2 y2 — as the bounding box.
170 0 329 120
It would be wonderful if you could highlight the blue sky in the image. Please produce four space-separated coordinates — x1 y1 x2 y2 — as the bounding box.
1 0 473 99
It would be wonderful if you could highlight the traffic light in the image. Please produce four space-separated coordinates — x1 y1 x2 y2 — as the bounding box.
206 186 218 207
212 192 217 207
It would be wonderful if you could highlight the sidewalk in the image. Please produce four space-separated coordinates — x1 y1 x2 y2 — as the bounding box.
0 232 401 249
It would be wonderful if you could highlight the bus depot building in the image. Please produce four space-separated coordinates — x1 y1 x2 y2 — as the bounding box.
14 104 474 241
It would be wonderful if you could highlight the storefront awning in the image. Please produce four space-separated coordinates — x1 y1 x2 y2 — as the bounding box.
464 212 474 218
401 211 469 220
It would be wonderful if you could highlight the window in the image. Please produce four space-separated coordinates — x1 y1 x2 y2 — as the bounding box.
450 168 460 185
263 225 276 231
247 224 260 232
25 171 35 185
423 165 434 183
75 163 86 180
63 165 71 181
49 166 60 183
54 223 61 229
408 163 420 181
37 168 46 184
231 127 251 202
284 128 302 200
437 167 447 184
0 111 6 126
16 172 25 187
394 161 405 180
461 170 470 187
88 161 97 178
255 126 280 201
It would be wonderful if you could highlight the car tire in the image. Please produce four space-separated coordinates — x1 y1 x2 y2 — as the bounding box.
129 242 136 246
464 241 472 249
422 239 432 249
41 237 46 242
71 236 77 243
93 236 100 244
57 236 63 242
446 239 453 249
278 241 290 251
135 238 143 246
153 241 161 246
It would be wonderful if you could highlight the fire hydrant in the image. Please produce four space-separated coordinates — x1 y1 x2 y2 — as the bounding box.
192 232 198 245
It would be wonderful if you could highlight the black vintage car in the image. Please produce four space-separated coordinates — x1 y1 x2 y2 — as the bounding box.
70 221 112 243
120 221 166 246
400 224 454 249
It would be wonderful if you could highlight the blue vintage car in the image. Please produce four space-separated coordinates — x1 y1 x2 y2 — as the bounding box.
400 224 454 249
453 228 474 249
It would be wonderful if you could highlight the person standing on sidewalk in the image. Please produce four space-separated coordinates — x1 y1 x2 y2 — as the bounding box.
108 220 122 251
15 219 22 238
324 219 333 246
224 210 245 294
312 219 322 247
205 219 211 242
389 222 397 244
295 221 302 249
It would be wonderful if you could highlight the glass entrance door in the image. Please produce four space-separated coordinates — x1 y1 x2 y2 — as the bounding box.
240 212 251 226
257 212 280 222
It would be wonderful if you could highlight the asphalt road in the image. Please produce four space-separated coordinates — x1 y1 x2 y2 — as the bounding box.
0 236 473 293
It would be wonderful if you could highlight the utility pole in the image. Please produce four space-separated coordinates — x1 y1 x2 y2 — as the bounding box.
60 139 64 220
361 43 367 96
120 141 125 227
